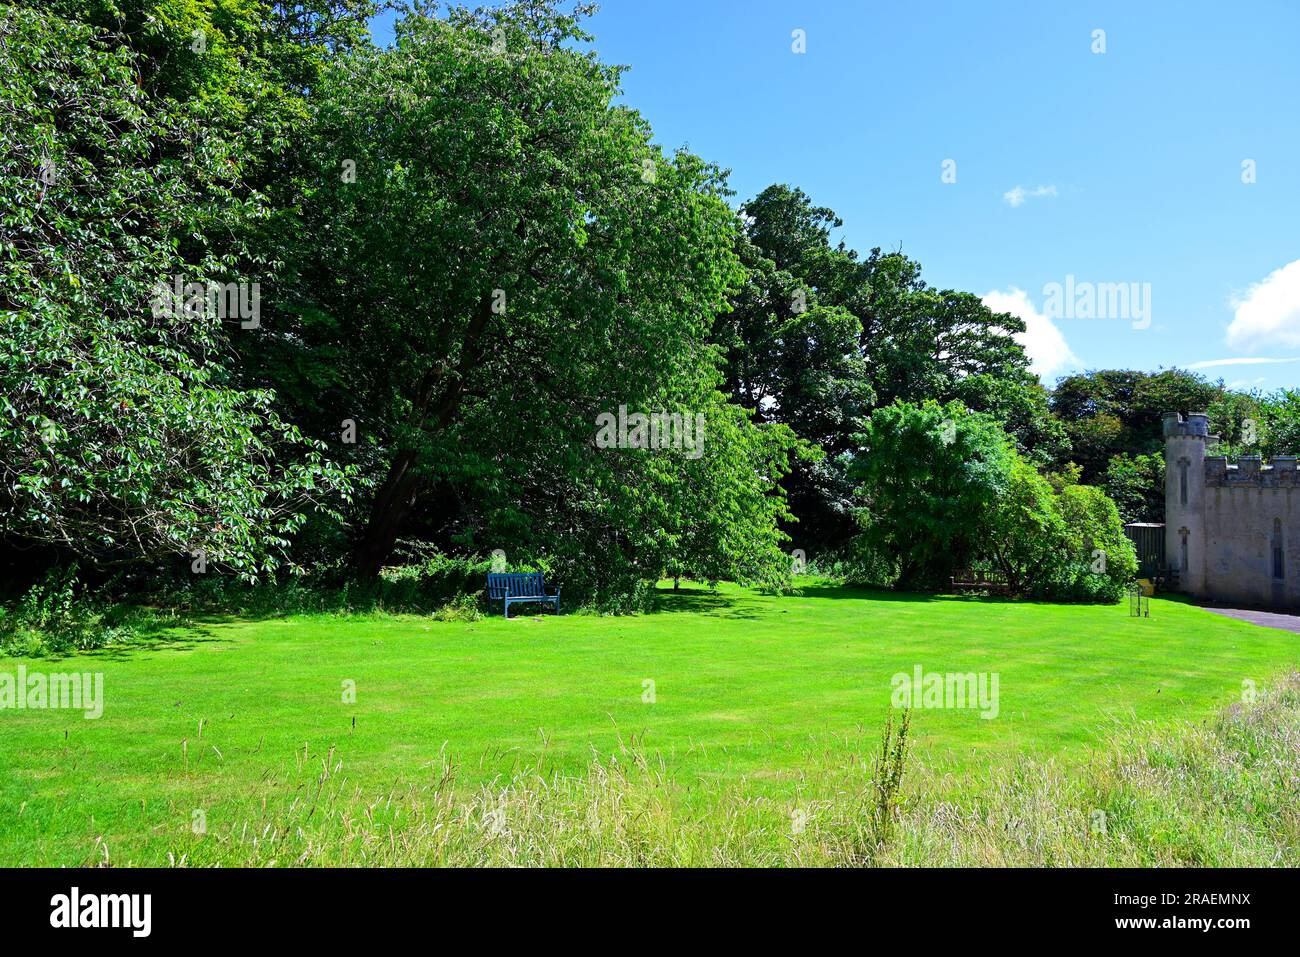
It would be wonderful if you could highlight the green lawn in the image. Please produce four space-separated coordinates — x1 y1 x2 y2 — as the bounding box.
2 581 1297 865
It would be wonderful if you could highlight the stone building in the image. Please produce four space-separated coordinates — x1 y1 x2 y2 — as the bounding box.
1164 411 1300 608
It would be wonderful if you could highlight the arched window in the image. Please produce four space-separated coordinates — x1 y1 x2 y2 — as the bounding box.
1178 458 1190 506
1179 527 1189 573
1272 519 1284 580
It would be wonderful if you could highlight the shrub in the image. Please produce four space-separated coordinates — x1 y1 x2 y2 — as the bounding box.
0 567 126 655
978 457 1071 596
852 400 1015 589
135 552 504 617
1052 485 1138 602
979 468 1136 603
378 553 496 611
431 592 485 622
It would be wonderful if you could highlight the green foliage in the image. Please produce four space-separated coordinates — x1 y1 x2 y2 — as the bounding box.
1044 461 1083 493
1044 368 1264 529
718 184 1057 556
853 400 1015 588
978 456 1071 595
980 453 1135 602
855 401 1134 601
806 535 900 588
959 370 1070 467
0 5 352 578
1206 389 1264 457
1251 389 1300 458
1054 484 1139 601
149 551 498 616
1102 452 1164 524
0 567 125 655
257 3 799 596
867 707 911 860
431 591 485 622
1 1 1250 612
27 1 382 155
1049 368 1229 479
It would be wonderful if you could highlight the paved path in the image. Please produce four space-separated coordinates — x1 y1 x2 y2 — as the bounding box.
1200 606 1300 633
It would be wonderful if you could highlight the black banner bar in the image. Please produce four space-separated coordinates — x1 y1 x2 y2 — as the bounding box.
0 867 1290 943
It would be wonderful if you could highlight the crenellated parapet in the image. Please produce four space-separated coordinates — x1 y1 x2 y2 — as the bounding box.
1162 411 1210 438
1205 454 1300 487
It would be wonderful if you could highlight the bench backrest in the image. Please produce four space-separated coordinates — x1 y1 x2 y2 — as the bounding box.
486 572 546 599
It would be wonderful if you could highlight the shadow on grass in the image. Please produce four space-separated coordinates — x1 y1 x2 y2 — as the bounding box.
86 617 229 660
6 580 1133 664
792 583 937 603
18 610 243 663
653 581 1038 614
790 583 1031 606
651 586 762 619
0 605 241 663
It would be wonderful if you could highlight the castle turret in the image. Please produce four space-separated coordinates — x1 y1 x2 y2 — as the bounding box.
1163 412 1209 593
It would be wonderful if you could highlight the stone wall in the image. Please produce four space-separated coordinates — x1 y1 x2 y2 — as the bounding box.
1200 480 1300 606
1165 413 1300 608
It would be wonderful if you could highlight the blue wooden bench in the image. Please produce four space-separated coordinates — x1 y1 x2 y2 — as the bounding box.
486 572 561 618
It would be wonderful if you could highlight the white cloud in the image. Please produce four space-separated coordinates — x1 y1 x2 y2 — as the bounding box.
983 287 1080 381
1225 259 1300 350
1002 184 1057 208
1186 356 1300 369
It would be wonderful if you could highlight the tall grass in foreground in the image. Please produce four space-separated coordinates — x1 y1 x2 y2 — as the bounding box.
109 672 1300 867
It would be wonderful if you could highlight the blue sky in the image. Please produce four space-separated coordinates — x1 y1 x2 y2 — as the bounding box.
372 1 1300 392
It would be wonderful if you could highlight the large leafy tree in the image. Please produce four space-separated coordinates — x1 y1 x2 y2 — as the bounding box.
735 185 1045 426
0 5 349 577
853 401 1133 599
716 184 1067 555
978 460 1135 601
1048 368 1261 524
852 400 1015 588
712 227 870 551
1255 389 1300 457
266 3 797 588
1054 484 1137 600
1206 388 1265 456
1101 452 1165 524
1049 369 1228 479
978 457 1069 596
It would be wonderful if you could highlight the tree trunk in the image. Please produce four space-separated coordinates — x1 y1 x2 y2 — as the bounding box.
352 448 423 579
991 547 1019 596
351 292 498 579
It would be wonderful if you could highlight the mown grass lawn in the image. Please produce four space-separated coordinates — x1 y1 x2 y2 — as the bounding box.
1 581 1296 865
